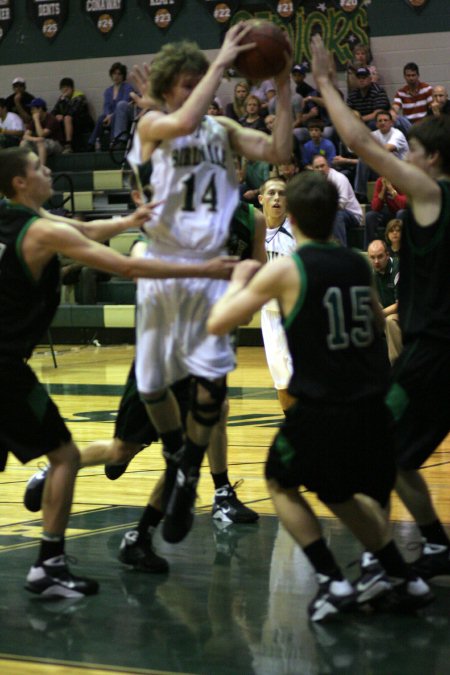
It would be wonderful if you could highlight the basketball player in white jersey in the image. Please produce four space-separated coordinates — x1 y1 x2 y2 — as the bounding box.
131 23 293 546
258 178 296 414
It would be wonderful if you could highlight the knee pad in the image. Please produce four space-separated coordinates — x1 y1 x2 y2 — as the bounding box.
190 377 227 427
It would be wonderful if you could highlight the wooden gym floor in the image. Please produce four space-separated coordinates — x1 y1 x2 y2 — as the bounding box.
0 344 449 675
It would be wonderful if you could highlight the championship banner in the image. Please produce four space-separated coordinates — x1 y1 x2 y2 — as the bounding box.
26 0 68 41
231 0 372 72
199 0 239 26
82 0 125 37
0 0 13 44
138 0 184 31
403 0 430 11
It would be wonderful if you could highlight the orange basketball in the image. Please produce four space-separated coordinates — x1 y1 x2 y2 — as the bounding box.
234 20 291 80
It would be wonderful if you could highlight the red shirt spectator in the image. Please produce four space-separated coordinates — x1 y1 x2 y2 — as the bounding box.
371 177 407 213
393 62 433 124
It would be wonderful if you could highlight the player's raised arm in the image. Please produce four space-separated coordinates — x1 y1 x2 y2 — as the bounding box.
311 35 440 225
220 46 293 164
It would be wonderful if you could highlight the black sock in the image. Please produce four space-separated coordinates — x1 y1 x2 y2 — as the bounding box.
419 520 450 548
211 471 229 490
303 538 343 580
375 541 414 580
37 534 65 565
137 504 163 540
160 428 184 456
182 437 208 474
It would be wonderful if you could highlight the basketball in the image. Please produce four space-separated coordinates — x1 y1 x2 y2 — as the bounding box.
234 20 291 81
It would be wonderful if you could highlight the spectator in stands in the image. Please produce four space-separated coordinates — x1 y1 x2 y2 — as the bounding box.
235 156 257 204
368 239 402 364
389 106 412 138
364 177 407 248
385 217 402 261
311 154 362 246
207 98 223 116
264 113 275 134
301 119 336 169
393 62 433 124
20 97 63 165
224 80 250 121
427 85 450 117
239 95 267 131
354 110 409 201
0 98 24 148
291 64 314 98
238 155 271 207
268 68 304 127
347 42 379 91
5 77 35 124
51 77 94 153
249 79 275 115
294 86 337 144
332 140 358 186
347 67 390 129
88 62 134 150
271 154 301 184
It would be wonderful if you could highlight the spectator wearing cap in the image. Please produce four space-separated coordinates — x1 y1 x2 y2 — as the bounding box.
0 98 24 148
346 67 390 129
346 42 379 91
291 64 315 98
5 77 35 124
393 62 433 124
20 97 63 165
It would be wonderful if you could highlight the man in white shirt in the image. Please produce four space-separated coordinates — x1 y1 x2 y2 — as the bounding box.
312 154 362 245
355 110 409 200
0 98 24 148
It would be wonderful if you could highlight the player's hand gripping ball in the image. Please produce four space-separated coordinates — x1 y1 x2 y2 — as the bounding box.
235 20 291 80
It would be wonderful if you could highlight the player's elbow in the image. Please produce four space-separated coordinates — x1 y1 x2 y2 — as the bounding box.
117 258 136 279
207 315 227 336
268 143 292 165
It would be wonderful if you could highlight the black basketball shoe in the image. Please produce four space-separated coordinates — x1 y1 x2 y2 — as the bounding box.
25 555 99 598
162 466 198 544
212 482 259 524
118 530 169 573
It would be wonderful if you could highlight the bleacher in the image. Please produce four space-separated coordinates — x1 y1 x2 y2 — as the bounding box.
48 149 141 344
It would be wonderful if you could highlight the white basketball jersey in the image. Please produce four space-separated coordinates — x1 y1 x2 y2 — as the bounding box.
264 218 296 312
264 217 296 261
131 115 238 257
